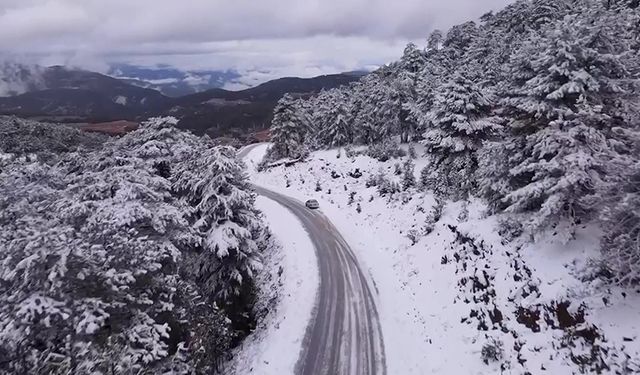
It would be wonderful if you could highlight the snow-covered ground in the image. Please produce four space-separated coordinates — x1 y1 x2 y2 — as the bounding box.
241 143 640 374
226 196 318 375
114 95 128 105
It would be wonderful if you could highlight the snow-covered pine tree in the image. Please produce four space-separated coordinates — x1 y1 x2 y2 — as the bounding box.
528 0 572 30
600 127 640 285
472 1 543 90
295 94 316 135
300 91 329 151
442 21 479 63
265 94 307 160
398 43 427 142
611 0 640 9
119 116 201 165
427 29 444 52
422 72 499 199
354 75 392 144
407 43 452 139
402 158 416 190
400 42 427 74
345 82 366 141
487 0 531 34
0 144 229 374
363 71 404 144
318 89 354 147
0 118 268 373
61 154 203 372
595 3 640 281
172 145 264 303
461 14 515 88
483 13 629 237
0 116 105 157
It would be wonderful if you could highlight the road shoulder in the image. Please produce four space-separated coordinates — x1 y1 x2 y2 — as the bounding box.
225 195 319 375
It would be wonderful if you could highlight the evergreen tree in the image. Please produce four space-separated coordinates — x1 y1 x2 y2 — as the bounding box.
0 116 105 157
352 74 400 145
443 21 479 62
398 43 427 142
600 132 640 285
407 48 451 137
419 165 431 191
422 72 499 198
528 0 572 30
0 117 269 373
427 29 444 52
173 146 264 302
483 14 629 235
400 42 427 74
266 94 307 160
402 159 416 190
318 89 354 147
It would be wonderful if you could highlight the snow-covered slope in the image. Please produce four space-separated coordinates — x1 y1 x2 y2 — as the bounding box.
244 143 640 374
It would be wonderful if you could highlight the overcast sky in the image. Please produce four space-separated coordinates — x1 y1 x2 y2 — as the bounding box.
0 0 513 81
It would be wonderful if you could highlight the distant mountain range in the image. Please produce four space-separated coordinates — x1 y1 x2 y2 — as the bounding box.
170 72 365 136
0 66 170 119
108 64 243 97
0 64 366 136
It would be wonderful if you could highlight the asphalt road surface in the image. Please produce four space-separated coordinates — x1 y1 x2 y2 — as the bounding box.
238 145 386 375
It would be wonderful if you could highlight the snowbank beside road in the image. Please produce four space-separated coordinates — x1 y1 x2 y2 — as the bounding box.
227 195 318 375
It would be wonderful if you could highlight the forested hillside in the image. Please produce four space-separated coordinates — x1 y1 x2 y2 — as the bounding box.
0 116 271 374
266 0 640 284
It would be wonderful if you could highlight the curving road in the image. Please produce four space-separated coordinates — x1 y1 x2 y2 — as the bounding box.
239 146 386 375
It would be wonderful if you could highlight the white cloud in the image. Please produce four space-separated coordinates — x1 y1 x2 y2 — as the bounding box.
0 1 89 45
0 0 514 77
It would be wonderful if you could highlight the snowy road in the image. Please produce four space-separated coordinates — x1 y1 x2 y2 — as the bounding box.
239 146 386 375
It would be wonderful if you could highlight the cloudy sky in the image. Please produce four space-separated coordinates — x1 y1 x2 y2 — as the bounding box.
0 0 513 82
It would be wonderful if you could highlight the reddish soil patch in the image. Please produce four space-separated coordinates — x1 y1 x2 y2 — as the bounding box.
80 120 139 136
251 129 271 142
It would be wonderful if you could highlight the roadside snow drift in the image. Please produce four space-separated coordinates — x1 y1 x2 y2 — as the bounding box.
227 195 318 375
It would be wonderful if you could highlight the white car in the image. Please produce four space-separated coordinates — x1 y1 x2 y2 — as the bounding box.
305 199 320 209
